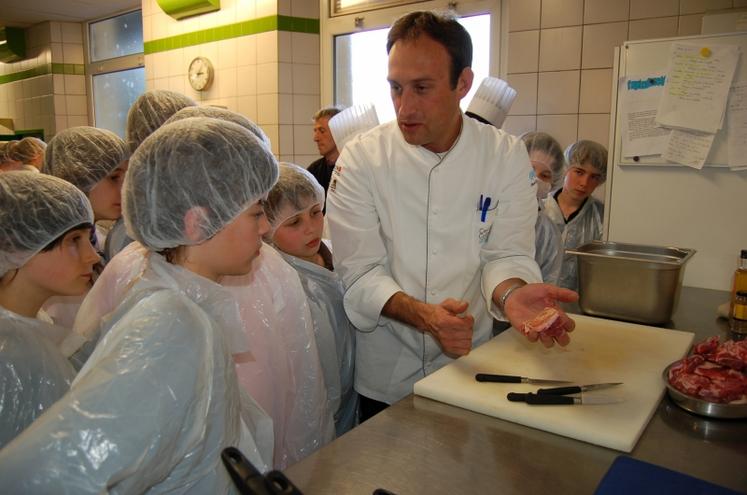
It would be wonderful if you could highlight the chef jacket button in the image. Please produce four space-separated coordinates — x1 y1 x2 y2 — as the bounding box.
430 290 436 296
431 249 437 255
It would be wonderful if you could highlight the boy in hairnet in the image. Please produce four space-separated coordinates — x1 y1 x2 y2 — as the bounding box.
0 117 276 493
522 132 565 285
0 173 99 448
66 106 334 469
96 89 198 262
264 163 358 436
43 126 129 258
542 140 608 290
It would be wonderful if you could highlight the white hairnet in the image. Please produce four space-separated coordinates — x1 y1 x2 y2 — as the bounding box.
0 172 93 276
123 117 279 250
264 163 325 236
43 126 128 194
564 139 608 183
125 89 196 152
165 106 271 147
522 131 566 187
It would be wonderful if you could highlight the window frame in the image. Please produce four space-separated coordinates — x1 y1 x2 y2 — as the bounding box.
84 8 145 128
320 0 506 110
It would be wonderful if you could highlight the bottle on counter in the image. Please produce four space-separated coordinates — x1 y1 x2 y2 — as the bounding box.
729 249 747 334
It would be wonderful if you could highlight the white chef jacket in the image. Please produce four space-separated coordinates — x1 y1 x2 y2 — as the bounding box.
326 116 542 404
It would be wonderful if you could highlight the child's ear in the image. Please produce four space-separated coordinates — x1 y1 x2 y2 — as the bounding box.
183 206 210 243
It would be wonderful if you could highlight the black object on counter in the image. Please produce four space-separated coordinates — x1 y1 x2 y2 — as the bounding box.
222 447 303 495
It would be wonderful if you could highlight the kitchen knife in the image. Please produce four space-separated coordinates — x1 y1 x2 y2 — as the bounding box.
475 373 573 385
536 383 623 395
524 393 623 405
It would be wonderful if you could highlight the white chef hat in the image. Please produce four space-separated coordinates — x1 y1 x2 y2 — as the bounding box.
328 103 379 151
465 77 517 129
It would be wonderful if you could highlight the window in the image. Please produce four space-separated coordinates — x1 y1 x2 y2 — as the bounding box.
87 10 145 138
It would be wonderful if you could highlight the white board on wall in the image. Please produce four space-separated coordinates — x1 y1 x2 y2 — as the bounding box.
606 32 747 291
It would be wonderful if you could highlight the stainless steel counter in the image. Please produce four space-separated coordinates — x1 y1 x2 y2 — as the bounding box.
284 287 747 494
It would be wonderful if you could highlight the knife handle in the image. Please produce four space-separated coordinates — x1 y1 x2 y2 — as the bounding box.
525 393 575 405
506 393 528 402
475 374 521 383
537 386 582 395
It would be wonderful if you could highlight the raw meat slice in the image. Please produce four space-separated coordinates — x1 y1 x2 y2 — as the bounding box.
522 307 563 337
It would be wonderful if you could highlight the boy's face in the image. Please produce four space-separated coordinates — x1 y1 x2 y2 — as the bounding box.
21 227 100 299
562 162 603 201
88 161 128 221
272 202 324 260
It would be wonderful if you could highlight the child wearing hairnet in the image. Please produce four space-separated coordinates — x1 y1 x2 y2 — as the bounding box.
542 139 608 291
41 126 130 329
0 172 99 448
66 106 334 469
0 117 276 493
264 163 358 436
522 132 565 285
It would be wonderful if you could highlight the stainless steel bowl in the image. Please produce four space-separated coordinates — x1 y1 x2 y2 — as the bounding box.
567 241 696 325
662 363 747 419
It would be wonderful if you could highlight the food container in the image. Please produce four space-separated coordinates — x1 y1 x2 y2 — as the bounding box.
662 363 747 419
567 241 695 325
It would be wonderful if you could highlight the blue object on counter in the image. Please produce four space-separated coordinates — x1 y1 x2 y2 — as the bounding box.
595 456 742 495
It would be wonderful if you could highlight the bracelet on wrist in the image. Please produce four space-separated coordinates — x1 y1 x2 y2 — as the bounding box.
499 283 525 312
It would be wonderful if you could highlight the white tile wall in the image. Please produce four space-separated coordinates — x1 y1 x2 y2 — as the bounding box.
629 0 679 19
541 0 584 28
578 113 611 147
508 30 540 73
508 0 540 31
584 0 630 24
629 16 679 40
503 115 537 136
579 69 613 113
581 22 629 68
678 14 704 35
506 73 538 115
680 0 732 14
537 114 578 149
537 71 580 114
539 26 582 71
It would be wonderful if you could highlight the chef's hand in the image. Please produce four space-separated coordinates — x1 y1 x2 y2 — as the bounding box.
423 298 475 358
503 283 578 348
382 293 474 358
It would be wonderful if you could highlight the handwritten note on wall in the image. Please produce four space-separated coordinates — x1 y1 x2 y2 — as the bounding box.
656 43 740 134
727 83 747 171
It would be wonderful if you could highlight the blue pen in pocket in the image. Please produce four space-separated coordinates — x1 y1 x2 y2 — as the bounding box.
479 194 492 222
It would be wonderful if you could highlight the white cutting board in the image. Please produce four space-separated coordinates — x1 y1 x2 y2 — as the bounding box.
414 314 695 452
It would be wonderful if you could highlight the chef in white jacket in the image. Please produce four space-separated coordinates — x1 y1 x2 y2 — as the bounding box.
326 11 578 418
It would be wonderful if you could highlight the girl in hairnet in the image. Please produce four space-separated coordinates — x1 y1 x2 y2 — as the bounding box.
542 140 608 291
67 106 334 469
0 172 99 448
522 132 565 285
0 117 276 493
264 163 358 436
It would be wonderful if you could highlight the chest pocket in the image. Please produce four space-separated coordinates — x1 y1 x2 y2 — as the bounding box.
475 201 499 245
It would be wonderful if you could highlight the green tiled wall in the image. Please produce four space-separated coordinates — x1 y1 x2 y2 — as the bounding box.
144 15 320 54
0 63 85 85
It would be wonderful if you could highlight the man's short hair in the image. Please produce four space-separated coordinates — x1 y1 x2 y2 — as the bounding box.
313 107 342 122
386 10 473 89
565 140 608 183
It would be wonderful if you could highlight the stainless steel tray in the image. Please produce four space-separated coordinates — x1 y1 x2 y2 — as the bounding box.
662 363 747 419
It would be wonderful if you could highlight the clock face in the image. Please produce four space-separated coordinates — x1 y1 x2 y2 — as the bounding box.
188 56 214 91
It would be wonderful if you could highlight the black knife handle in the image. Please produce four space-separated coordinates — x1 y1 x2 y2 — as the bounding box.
537 386 582 395
475 374 521 383
525 393 575 405
506 392 529 402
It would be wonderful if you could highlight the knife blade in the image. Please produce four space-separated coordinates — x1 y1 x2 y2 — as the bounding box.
524 393 623 405
536 383 623 395
475 373 573 385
